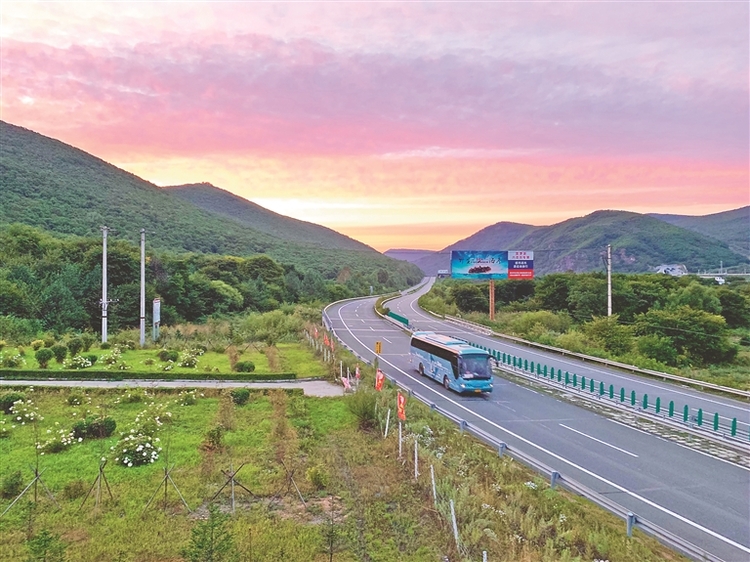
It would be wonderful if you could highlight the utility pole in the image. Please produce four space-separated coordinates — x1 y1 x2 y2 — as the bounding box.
140 229 146 348
488 279 495 321
101 226 109 342
606 244 612 317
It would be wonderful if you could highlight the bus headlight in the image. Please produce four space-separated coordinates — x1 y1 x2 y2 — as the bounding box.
460 384 465 389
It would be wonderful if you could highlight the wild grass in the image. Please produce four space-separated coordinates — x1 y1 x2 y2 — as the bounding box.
0 385 686 562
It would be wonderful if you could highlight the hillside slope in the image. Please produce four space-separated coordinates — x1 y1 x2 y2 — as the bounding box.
0 121 422 285
650 207 749 258
398 211 747 275
168 182 375 252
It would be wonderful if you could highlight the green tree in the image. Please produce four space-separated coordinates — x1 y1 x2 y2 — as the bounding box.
716 288 750 328
452 283 488 313
534 274 573 312
582 315 634 355
667 281 721 314
566 275 606 321
635 306 737 365
181 504 237 562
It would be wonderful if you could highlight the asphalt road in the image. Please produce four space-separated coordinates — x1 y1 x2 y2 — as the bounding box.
325 287 750 562
392 281 750 437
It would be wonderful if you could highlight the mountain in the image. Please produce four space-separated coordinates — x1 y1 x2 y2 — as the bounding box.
649 207 749 258
168 182 373 252
0 121 422 285
393 210 747 275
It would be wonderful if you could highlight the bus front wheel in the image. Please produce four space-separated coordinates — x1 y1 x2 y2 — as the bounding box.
443 376 450 391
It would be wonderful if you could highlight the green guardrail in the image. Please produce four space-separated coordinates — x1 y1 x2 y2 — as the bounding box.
490 347 747 442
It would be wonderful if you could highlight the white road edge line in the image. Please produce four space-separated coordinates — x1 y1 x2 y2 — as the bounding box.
406 293 747 414
334 299 750 555
559 423 639 457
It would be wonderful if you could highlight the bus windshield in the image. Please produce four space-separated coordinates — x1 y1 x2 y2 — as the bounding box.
458 355 492 379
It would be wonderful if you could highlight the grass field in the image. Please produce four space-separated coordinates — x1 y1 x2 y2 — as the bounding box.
0 342 327 379
0 383 686 562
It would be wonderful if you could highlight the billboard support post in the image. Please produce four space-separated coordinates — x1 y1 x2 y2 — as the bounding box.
488 280 495 321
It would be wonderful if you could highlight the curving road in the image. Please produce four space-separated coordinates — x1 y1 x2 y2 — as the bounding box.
326 283 750 562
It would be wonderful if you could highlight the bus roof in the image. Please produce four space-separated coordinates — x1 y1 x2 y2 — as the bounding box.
411 331 489 356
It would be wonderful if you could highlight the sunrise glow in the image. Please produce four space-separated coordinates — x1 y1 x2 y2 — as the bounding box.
2 2 747 251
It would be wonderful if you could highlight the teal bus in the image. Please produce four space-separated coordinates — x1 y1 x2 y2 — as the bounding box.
410 331 493 394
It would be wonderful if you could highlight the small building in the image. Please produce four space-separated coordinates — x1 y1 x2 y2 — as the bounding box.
654 264 688 276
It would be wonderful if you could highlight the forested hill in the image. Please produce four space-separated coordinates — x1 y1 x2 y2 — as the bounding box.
167 182 372 252
0 121 421 286
649 207 750 258
396 210 747 275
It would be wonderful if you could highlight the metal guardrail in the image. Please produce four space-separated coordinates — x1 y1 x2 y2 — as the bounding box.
439 313 750 400
322 307 729 562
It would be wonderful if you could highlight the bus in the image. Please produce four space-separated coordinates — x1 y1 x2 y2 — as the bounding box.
410 331 493 394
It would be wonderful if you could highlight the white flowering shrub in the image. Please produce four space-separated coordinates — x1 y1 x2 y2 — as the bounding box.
177 351 199 368
64 355 92 370
11 399 43 425
112 433 161 467
0 352 26 368
100 347 123 365
38 428 78 454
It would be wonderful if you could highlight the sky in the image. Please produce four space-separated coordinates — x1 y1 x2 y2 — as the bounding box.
1 1 748 252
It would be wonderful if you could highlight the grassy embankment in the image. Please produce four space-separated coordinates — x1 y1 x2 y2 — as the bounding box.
0 377 686 562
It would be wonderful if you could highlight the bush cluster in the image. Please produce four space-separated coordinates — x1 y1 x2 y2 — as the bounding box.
0 392 25 415
72 416 117 439
233 360 255 373
158 349 179 362
230 388 250 405
35 348 54 368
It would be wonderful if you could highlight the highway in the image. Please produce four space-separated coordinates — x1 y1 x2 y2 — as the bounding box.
325 282 750 562
391 282 750 439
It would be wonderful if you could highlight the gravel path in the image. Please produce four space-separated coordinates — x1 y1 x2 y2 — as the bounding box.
0 378 345 398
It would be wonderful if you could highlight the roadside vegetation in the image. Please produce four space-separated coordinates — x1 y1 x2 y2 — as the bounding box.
0 378 685 562
419 274 750 390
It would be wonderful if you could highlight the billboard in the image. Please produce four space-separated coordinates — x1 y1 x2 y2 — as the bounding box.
450 251 534 280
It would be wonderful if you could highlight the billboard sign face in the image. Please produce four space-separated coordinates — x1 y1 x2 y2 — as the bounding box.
508 251 534 279
450 251 533 280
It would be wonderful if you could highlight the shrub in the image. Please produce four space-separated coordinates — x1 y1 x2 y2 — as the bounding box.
67 337 83 356
178 352 199 368
17 346 25 356
81 333 96 352
345 390 378 431
120 392 143 404
72 420 89 439
31 340 45 351
1 470 23 499
40 429 76 453
86 354 98 366
64 355 93 369
230 388 250 405
0 352 25 368
158 349 179 362
99 342 111 350
67 393 84 406
202 424 226 451
306 465 329 490
50 344 68 363
122 340 136 350
43 336 56 348
86 417 117 438
233 360 255 373
0 392 25 414
113 432 161 467
35 348 54 368
62 479 87 500
0 340 5 351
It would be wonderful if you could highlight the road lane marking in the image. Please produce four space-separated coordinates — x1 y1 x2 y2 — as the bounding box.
607 419 750 472
406 296 749 416
331 300 750 555
559 424 639 457
383 337 392 343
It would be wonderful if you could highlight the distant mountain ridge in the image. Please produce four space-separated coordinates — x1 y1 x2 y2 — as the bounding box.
649 207 749 258
387 209 748 276
0 121 422 285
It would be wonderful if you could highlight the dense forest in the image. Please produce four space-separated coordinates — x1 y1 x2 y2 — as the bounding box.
420 274 750 371
0 223 414 340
